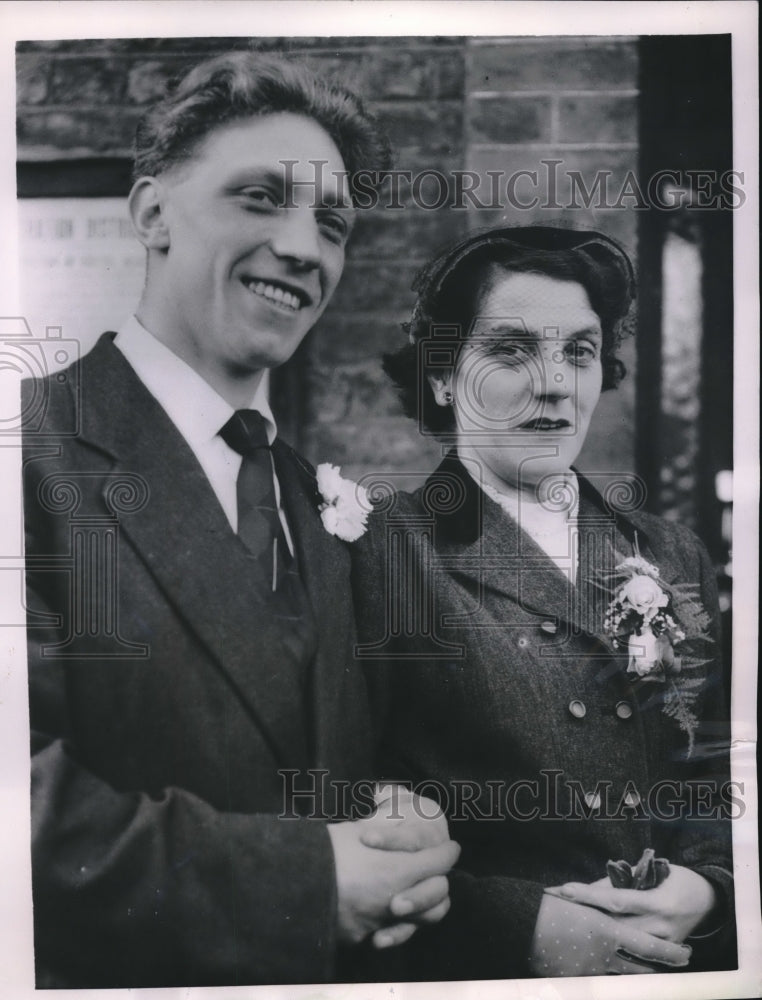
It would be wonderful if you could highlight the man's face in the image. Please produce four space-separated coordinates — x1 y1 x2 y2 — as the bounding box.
149 113 353 380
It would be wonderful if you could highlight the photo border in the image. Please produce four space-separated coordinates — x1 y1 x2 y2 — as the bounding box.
1 3 758 999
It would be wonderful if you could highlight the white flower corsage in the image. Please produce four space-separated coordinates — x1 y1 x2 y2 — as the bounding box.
595 537 713 755
315 463 370 542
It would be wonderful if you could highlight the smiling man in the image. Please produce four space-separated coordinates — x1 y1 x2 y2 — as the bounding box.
22 53 458 988
129 110 352 400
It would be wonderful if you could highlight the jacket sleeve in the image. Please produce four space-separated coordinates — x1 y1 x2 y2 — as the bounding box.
31 728 338 987
663 527 735 968
351 519 546 979
404 870 545 980
25 511 340 988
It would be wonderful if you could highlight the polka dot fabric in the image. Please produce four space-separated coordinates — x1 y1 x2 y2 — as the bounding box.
529 894 692 977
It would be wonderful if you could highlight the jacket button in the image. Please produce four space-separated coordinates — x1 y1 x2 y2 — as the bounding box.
584 791 602 810
615 700 633 720
623 790 641 807
541 621 557 634
568 699 587 719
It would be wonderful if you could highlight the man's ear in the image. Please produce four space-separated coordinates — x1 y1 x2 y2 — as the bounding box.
128 177 170 250
427 372 454 407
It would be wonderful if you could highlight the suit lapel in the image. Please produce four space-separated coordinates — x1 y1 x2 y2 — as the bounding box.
272 444 353 766
429 452 640 641
77 335 310 767
439 482 585 635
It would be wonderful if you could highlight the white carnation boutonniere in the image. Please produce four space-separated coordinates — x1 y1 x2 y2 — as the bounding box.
595 538 713 755
315 463 370 542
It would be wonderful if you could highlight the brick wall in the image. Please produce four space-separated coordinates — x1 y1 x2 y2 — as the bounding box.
17 35 639 482
464 37 639 480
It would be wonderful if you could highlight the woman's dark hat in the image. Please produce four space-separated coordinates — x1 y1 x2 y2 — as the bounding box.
406 225 635 343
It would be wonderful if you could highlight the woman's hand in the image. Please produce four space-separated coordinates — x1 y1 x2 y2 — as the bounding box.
546 865 717 942
530 893 692 976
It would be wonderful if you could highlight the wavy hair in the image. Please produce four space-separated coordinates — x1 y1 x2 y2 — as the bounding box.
133 51 392 200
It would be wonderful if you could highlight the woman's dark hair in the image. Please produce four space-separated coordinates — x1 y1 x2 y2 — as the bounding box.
383 226 636 434
133 51 392 198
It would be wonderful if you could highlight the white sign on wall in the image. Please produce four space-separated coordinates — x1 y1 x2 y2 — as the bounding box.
17 198 146 367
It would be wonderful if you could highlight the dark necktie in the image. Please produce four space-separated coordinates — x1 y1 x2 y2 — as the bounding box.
220 409 289 591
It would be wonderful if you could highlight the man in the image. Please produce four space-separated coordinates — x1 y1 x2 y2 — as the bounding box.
22 52 458 988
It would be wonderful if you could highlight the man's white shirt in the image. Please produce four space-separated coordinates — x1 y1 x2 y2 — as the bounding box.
114 315 293 552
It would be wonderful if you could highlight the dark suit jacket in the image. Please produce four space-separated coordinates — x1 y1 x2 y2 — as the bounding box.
23 334 374 987
352 452 735 980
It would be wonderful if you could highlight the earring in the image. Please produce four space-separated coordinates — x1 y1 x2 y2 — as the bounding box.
443 390 453 403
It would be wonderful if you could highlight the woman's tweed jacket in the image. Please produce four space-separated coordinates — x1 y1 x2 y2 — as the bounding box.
352 451 735 979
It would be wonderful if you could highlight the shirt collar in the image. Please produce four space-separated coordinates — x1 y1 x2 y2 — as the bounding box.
113 316 277 446
426 450 646 549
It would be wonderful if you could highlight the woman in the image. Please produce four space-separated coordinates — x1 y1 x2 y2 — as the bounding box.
352 226 735 979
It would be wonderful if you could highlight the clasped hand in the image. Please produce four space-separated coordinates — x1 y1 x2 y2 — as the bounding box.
530 892 692 977
546 864 717 943
328 785 460 949
532 864 716 976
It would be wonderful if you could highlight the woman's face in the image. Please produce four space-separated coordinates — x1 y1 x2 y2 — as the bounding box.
445 268 603 491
